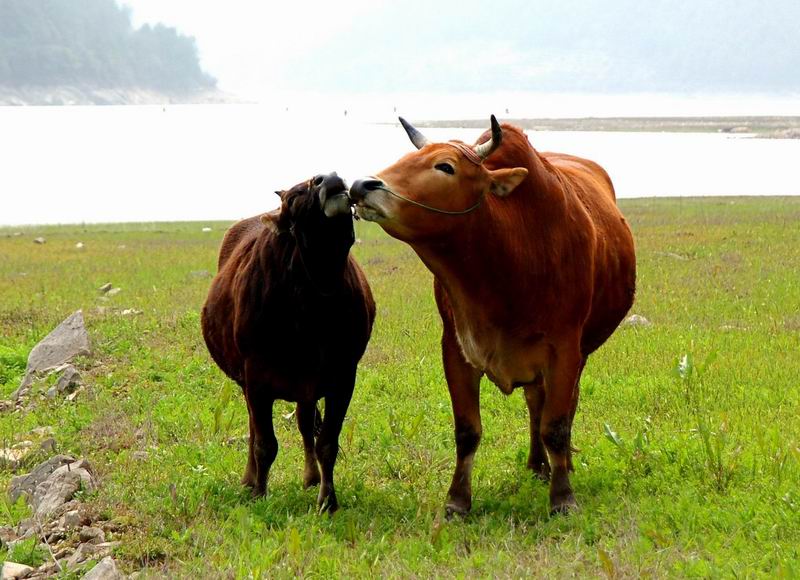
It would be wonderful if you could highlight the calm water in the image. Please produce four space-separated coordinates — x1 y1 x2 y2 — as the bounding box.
1 104 799 226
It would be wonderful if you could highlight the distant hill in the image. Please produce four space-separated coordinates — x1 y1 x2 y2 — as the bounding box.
0 0 224 105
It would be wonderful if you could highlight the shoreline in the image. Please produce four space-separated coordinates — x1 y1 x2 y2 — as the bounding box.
412 116 800 138
0 85 241 106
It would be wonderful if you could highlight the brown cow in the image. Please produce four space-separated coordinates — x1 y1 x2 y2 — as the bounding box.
202 173 375 513
350 117 636 516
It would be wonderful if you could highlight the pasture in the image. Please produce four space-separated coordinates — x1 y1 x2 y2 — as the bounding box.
1 196 799 577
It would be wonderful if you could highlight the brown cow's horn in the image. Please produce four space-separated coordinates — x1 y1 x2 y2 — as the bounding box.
399 117 430 150
473 114 502 160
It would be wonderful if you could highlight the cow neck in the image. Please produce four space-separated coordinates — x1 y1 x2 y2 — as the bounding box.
412 155 569 323
287 222 353 297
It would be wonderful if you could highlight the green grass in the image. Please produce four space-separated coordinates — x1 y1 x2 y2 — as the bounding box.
1 197 799 577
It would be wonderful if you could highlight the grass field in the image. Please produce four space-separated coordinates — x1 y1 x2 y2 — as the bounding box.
2 197 799 578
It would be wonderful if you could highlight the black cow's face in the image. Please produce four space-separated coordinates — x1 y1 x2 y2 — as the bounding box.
278 172 351 224
276 172 355 253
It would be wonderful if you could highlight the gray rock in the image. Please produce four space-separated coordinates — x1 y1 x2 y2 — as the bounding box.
65 542 98 568
9 455 75 503
11 311 90 401
622 314 652 328
31 459 97 518
1 562 34 579
33 237 46 244
98 283 113 294
105 288 121 297
32 469 81 519
39 438 57 453
82 557 124 580
63 509 82 529
79 526 106 544
55 365 81 393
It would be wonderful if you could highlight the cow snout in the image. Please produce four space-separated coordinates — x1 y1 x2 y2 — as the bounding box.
314 172 346 197
349 178 384 202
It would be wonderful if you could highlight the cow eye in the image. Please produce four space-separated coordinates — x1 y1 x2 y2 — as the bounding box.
435 163 455 175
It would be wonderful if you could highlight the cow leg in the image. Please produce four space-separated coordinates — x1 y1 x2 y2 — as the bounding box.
523 377 550 481
296 401 321 488
241 410 257 488
315 370 355 514
566 358 586 473
442 328 483 518
542 345 583 515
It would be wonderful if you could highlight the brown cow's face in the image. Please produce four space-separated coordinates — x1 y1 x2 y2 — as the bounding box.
351 120 527 242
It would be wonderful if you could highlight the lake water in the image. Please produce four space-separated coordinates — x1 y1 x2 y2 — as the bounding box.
1 104 799 226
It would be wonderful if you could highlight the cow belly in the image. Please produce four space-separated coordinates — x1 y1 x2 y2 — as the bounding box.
456 327 549 394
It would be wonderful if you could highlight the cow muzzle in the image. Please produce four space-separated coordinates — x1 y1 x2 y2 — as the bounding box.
315 172 351 218
349 177 388 221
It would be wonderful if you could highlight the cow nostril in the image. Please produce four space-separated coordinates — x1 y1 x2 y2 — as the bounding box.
313 175 325 187
362 179 383 192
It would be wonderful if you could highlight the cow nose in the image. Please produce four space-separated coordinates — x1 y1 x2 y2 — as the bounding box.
320 172 346 195
350 178 384 201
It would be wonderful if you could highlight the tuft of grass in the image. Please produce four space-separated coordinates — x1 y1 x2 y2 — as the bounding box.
1 198 799 576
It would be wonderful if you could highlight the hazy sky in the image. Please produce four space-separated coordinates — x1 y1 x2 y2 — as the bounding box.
123 0 800 99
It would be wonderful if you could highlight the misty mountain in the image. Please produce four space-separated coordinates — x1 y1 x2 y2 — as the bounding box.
286 0 800 94
0 0 215 98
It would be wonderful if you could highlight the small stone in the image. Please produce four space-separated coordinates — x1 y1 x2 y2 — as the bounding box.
75 242 85 249
82 556 124 580
9 454 75 503
65 542 99 568
29 427 55 437
119 309 142 316
39 438 57 453
189 270 211 278
0 447 31 470
79 526 106 544
63 509 81 528
54 365 81 395
105 288 121 297
65 387 83 402
31 459 97 518
201 227 212 232
132 451 149 461
1 562 34 579
33 237 46 244
116 245 126 250
623 314 652 328
98 283 113 294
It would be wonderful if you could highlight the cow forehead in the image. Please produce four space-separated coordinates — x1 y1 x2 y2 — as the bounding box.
446 141 482 165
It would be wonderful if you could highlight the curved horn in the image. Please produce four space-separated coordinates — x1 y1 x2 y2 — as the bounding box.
473 114 502 160
399 117 430 150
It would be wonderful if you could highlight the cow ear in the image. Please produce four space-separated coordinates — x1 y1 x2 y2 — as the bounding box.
274 189 287 200
488 167 528 197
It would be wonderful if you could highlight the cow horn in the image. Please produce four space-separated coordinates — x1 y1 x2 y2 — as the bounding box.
399 117 430 150
473 114 502 160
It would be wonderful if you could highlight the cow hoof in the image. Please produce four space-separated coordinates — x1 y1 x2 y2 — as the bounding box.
303 470 321 489
444 500 471 519
317 494 339 515
549 494 579 516
241 472 257 488
527 461 551 482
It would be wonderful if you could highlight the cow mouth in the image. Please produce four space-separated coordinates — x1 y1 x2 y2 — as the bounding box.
354 199 386 221
322 192 351 218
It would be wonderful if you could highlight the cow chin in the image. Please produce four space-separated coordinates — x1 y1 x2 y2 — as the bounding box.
355 192 392 222
323 193 352 218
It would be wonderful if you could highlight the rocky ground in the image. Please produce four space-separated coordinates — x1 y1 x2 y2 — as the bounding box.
1 311 127 579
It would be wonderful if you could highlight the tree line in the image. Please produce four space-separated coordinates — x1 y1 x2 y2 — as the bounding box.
0 0 216 92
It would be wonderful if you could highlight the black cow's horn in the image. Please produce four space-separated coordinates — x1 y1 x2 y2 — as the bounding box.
399 117 430 150
473 114 502 160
